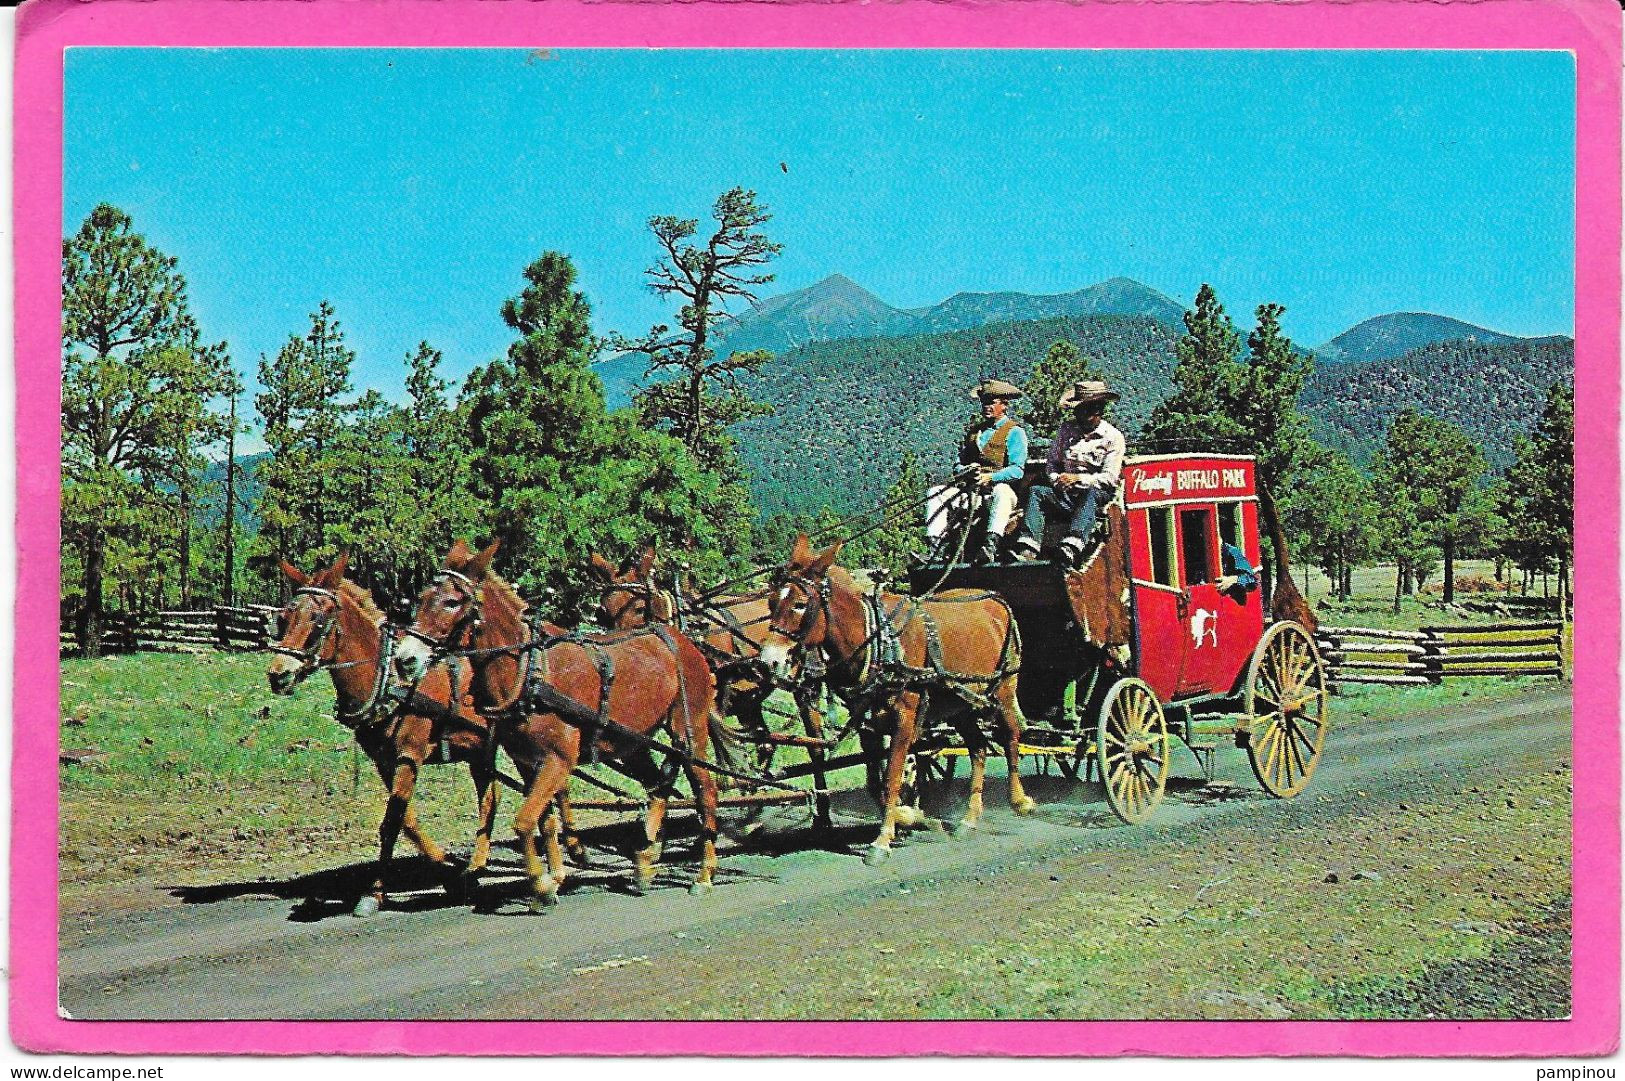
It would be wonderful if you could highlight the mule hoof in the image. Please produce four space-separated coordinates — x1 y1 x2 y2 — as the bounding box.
950 820 978 839
568 845 592 869
352 895 381 918
689 881 715 897
527 891 559 914
863 845 891 866
1013 798 1037 816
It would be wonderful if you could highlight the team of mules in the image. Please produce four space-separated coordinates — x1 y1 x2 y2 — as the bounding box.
266 532 1036 912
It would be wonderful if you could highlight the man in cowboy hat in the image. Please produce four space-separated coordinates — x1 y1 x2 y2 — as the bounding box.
925 378 1029 564
1013 379 1126 568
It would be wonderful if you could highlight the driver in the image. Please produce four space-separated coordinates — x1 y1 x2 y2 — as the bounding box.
924 379 1028 564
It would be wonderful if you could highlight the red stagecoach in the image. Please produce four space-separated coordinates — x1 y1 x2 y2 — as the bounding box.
908 452 1329 823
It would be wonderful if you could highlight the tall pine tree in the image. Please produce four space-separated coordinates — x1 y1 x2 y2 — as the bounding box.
253 302 356 594
61 204 232 652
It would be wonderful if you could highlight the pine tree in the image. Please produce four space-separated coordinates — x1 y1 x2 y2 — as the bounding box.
252 302 356 594
1371 410 1488 609
850 450 928 577
61 204 232 653
1024 339 1101 433
1233 302 1317 603
1499 381 1574 615
1280 449 1378 601
1142 284 1246 449
615 188 783 557
462 252 731 615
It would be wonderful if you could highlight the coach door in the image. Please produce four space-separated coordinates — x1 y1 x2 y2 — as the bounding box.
1175 503 1226 697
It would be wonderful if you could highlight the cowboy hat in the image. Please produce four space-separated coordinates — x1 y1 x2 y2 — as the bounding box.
970 378 1023 402
1058 379 1120 410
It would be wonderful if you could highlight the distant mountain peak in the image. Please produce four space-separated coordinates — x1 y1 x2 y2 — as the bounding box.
1315 311 1520 366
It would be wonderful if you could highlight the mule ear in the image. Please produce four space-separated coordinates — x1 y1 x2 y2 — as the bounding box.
811 540 844 575
637 543 657 578
445 539 473 569
279 559 311 587
789 532 813 567
587 552 617 582
316 552 349 589
466 538 501 581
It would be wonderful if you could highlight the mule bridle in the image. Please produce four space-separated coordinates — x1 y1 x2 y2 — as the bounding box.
267 587 346 680
598 579 679 629
401 568 486 656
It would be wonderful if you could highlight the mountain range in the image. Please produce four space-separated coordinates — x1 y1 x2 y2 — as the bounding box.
595 273 1549 408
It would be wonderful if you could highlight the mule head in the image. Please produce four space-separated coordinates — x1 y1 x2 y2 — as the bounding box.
395 538 500 683
590 544 674 629
266 553 350 694
759 534 843 682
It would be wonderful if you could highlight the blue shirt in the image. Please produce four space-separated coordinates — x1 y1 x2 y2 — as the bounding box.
1222 542 1258 591
966 421 1028 485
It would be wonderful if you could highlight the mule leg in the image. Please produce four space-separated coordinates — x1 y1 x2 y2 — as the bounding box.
512 754 573 912
1000 679 1037 815
557 791 591 869
685 762 720 894
466 764 499 874
797 688 833 833
541 798 567 897
633 797 668 894
865 695 922 865
957 740 989 836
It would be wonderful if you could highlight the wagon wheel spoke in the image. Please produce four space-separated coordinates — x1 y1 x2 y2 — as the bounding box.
1246 622 1328 799
1096 680 1167 825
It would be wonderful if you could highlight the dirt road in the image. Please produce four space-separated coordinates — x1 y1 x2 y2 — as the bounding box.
60 686 1571 1020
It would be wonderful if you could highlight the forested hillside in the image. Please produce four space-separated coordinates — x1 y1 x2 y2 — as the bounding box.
1302 336 1574 468
736 315 1180 517
736 317 1575 518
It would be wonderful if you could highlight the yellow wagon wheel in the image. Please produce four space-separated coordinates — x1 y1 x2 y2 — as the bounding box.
1095 678 1169 824
1244 621 1330 798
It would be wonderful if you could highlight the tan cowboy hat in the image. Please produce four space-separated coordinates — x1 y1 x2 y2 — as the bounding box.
970 378 1023 402
1058 379 1120 410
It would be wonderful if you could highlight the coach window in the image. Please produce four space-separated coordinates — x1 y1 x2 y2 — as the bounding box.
1218 502 1241 551
1180 507 1214 585
1148 507 1176 586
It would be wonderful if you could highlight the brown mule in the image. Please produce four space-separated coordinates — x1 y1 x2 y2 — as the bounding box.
759 535 1035 864
395 540 724 910
266 554 503 917
589 545 836 832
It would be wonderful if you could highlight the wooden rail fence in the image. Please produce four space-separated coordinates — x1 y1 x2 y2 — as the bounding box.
59 604 280 656
1315 622 1566 688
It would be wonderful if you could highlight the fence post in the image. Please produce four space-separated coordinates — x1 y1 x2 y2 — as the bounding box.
1421 631 1443 685
214 606 230 651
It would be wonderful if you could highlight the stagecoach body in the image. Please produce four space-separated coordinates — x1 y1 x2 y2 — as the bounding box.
908 451 1328 822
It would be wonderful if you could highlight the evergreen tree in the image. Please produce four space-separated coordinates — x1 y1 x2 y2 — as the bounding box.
1233 303 1318 602
1498 382 1574 614
1024 339 1101 433
848 450 928 577
1371 410 1488 609
616 188 783 556
252 302 356 594
1141 283 1246 448
61 204 232 653
462 252 730 615
1280 448 1378 601
1143 289 1317 622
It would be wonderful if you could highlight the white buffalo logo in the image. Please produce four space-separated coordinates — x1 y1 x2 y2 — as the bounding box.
1131 469 1173 496
1190 608 1218 648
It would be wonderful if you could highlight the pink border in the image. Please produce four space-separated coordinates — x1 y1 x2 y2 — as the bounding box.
13 0 1620 1057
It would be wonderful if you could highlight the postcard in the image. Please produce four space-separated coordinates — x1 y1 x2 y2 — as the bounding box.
15 0 1620 1059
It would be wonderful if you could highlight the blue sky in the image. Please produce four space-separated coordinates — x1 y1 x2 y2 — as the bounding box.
65 48 1575 406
